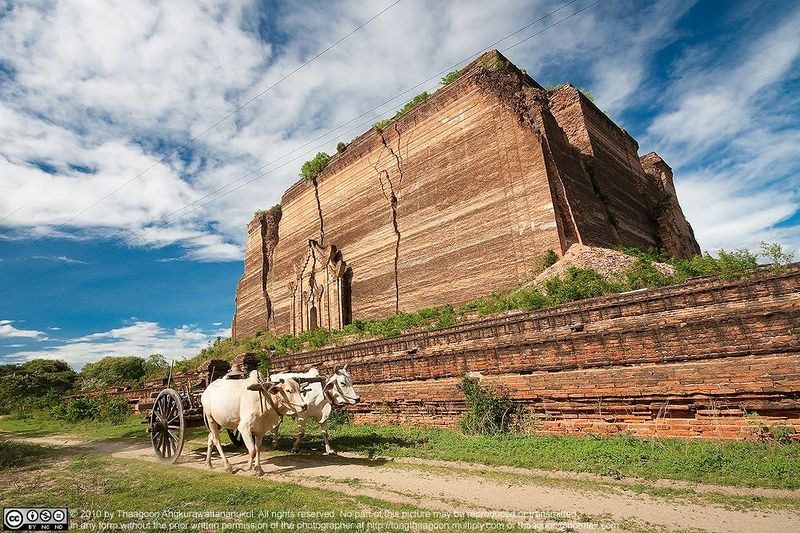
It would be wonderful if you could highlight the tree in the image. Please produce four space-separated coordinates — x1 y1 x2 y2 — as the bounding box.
0 359 77 414
79 355 147 388
143 353 169 380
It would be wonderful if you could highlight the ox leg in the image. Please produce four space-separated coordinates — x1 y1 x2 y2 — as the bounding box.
239 424 262 476
291 417 307 454
321 419 336 455
208 419 232 473
205 432 215 468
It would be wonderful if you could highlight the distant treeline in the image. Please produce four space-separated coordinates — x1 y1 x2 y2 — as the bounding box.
0 353 170 423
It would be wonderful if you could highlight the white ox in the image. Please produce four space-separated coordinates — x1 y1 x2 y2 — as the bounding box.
270 365 360 455
200 370 307 475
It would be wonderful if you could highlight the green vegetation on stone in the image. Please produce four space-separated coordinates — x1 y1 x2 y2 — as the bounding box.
373 91 430 131
254 203 281 219
440 69 462 86
460 376 517 435
300 152 331 181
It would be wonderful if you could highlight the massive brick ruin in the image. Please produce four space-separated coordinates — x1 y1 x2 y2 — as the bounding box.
75 266 799 440
232 50 699 339
271 266 800 440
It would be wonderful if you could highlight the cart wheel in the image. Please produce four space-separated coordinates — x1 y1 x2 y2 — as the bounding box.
227 429 245 448
150 388 185 463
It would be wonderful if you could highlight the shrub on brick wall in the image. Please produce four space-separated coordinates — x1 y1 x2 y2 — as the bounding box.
459 376 517 435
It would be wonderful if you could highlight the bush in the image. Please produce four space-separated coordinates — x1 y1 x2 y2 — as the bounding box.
373 91 430 130
326 407 351 429
760 241 795 268
0 359 77 414
80 356 147 389
459 377 516 435
300 152 331 181
336 142 348 153
543 267 620 304
623 257 677 289
51 394 132 424
440 70 462 86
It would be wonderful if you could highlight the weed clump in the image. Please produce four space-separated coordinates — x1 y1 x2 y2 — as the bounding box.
459 376 517 435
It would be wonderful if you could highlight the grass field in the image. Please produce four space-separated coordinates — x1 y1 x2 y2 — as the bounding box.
271 420 800 490
0 439 512 531
3 414 799 490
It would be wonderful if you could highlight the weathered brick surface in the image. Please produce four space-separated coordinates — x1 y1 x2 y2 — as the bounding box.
270 266 800 440
232 50 699 337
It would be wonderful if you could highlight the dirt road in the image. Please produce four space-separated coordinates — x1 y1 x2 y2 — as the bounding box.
4 432 799 532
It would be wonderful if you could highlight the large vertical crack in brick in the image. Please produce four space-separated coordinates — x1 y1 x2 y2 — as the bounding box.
263 208 281 329
311 176 325 244
371 123 406 314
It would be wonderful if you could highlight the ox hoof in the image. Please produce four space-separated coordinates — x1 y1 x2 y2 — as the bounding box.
224 465 233 474
291 449 300 454
254 466 264 476
206 462 213 469
324 451 337 456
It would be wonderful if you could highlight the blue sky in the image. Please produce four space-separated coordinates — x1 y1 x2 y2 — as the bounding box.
1 0 798 369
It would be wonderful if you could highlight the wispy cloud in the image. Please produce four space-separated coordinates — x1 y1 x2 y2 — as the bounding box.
0 319 44 339
31 255 89 264
7 321 230 370
643 5 800 253
0 0 795 264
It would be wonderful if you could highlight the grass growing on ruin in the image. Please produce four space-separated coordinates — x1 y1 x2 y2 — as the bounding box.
0 440 511 531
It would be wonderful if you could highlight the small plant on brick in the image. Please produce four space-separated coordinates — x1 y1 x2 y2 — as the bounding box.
623 257 677 289
300 152 331 181
440 69 462 86
769 422 797 444
760 241 795 269
459 376 517 435
373 91 430 131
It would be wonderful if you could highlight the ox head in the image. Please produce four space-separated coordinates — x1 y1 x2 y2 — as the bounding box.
324 364 360 405
248 377 307 415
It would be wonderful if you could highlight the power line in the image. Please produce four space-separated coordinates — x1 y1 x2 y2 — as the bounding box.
0 0 602 299
1 0 402 262
0 203 28 225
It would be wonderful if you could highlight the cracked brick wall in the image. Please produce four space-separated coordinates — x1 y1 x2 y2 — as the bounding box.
270 266 800 440
232 50 699 337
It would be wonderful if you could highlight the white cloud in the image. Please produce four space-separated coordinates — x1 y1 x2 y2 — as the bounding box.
0 0 691 262
9 321 230 370
0 0 794 265
48 327 61 331
31 255 89 264
643 6 800 254
0 319 44 339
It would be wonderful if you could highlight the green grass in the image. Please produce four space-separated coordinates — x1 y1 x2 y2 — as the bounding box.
0 414 144 441
287 423 800 490
6 414 800 491
0 440 513 531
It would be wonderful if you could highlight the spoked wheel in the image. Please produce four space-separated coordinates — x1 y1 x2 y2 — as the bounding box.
227 429 245 448
150 388 185 463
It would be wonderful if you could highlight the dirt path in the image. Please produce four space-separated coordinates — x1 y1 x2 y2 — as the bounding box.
5 432 799 532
